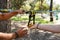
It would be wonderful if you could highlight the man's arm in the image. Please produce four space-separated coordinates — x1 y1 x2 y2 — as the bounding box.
0 27 27 40
0 10 24 20
0 32 16 40
38 24 60 33
0 12 18 20
31 24 60 33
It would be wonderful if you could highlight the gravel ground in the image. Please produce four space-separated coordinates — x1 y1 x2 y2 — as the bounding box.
11 21 60 40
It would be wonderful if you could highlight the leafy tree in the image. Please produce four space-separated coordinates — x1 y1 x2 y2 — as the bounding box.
20 0 49 11
11 0 26 10
34 1 40 10
55 5 60 10
21 4 31 11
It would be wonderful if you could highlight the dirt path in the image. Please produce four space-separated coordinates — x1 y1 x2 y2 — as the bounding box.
11 21 60 40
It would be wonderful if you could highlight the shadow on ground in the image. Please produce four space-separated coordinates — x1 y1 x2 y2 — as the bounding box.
11 21 60 40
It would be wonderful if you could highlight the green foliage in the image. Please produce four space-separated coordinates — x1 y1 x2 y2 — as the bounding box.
39 19 49 24
11 17 49 24
11 17 21 21
42 4 49 10
55 5 60 10
34 0 49 11
11 17 28 21
21 4 31 11
35 18 49 24
19 0 50 11
34 1 40 10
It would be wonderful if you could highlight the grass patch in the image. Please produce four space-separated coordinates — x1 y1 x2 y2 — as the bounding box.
11 17 53 24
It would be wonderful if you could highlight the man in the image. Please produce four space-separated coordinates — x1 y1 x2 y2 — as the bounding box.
0 10 28 40
0 10 24 32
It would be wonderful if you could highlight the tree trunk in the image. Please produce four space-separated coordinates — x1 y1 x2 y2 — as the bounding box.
50 0 53 22
0 20 11 33
0 0 7 9
0 0 11 33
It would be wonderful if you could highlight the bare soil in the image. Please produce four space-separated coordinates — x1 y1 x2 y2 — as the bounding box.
11 21 60 40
